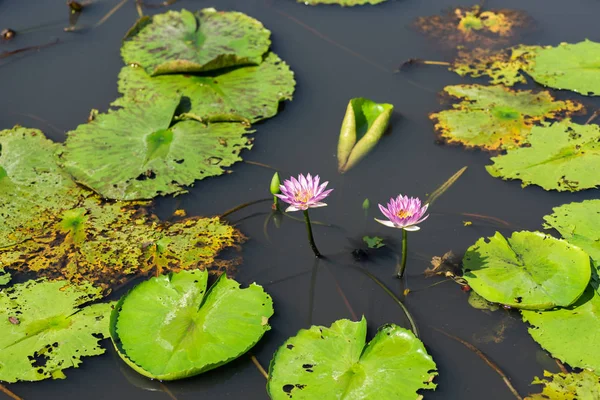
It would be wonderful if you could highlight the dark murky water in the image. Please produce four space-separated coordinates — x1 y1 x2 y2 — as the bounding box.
2 0 600 398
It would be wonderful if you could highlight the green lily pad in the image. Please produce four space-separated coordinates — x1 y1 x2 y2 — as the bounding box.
462 231 591 309
526 40 600 96
122 9 271 76
0 196 243 290
543 200 600 279
0 279 113 382
60 94 253 200
0 268 10 285
363 236 385 249
430 85 583 151
267 317 437 400
114 52 295 124
0 127 84 248
487 120 600 192
521 285 600 372
110 269 273 380
300 0 388 5
526 370 600 400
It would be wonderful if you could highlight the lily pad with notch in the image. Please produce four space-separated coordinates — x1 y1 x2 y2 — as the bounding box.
114 52 295 124
110 269 273 380
121 9 271 76
521 284 600 373
0 279 113 382
267 317 437 400
462 231 591 309
487 120 600 192
60 94 253 201
430 85 583 151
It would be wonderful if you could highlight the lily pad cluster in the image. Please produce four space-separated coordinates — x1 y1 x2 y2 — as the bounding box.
526 370 600 399
463 200 600 378
415 6 529 48
430 85 582 151
60 8 295 201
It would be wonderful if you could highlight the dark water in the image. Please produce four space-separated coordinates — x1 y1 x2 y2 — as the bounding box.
2 0 600 398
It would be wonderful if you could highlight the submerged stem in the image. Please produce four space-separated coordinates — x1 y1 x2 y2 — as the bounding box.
219 198 271 218
0 384 23 400
397 229 408 278
303 210 322 258
358 268 419 337
433 328 523 400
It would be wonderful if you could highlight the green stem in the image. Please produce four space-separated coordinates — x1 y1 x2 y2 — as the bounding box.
397 229 408 278
303 210 322 258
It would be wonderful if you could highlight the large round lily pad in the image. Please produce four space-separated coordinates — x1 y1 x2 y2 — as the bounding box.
462 231 591 309
110 269 273 380
487 120 600 192
544 200 600 279
121 9 271 76
521 285 600 372
0 196 244 290
267 317 437 400
430 85 582 151
0 279 113 382
114 52 295 124
526 40 600 96
60 94 253 200
0 127 84 248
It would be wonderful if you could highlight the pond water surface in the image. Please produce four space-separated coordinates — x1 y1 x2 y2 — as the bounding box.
2 0 600 399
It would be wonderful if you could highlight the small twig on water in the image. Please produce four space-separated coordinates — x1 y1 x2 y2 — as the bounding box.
460 212 512 227
94 0 129 29
585 110 600 125
355 267 418 337
395 58 451 72
432 328 523 400
324 265 358 321
159 382 178 400
0 384 23 400
555 358 568 374
0 38 59 60
427 166 468 206
244 160 279 171
135 0 143 17
138 0 179 8
250 354 268 379
219 198 271 218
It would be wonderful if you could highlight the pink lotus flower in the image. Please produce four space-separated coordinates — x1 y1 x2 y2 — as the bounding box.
375 195 429 231
276 173 333 213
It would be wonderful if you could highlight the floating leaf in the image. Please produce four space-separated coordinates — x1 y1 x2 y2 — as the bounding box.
415 6 529 48
0 127 85 248
522 285 600 372
543 200 600 278
526 40 600 96
467 291 499 312
114 52 295 124
0 268 10 285
299 0 388 5
526 370 600 400
267 317 437 399
363 236 385 249
487 120 600 192
452 45 538 86
122 9 271 76
462 231 591 309
0 196 243 290
337 98 393 173
60 94 253 200
0 279 113 382
110 269 273 380
430 85 583 151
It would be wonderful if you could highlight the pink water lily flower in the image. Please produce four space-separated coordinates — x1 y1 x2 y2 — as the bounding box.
375 194 429 231
276 173 333 213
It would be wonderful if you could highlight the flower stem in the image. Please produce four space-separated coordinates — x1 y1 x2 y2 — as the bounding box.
303 210 322 258
397 229 408 278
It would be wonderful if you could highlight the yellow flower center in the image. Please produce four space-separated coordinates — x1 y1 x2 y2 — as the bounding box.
294 190 312 203
396 209 413 219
